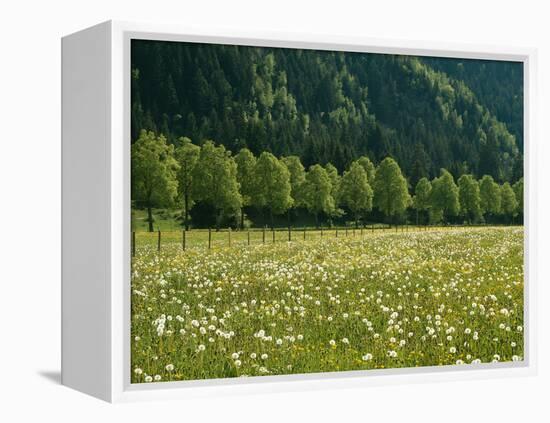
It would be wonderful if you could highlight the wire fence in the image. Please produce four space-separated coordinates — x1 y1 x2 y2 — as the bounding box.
131 224 520 256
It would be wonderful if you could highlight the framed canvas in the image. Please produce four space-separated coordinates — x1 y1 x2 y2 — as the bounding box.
61 20 537 402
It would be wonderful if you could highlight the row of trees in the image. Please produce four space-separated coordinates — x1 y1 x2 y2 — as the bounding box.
132 130 523 232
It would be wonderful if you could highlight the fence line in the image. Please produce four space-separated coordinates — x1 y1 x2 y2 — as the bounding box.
130 224 520 256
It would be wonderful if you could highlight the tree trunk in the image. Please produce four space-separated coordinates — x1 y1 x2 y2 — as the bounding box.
184 194 190 231
147 204 154 232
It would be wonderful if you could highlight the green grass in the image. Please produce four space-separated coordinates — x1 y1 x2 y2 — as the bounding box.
131 226 524 383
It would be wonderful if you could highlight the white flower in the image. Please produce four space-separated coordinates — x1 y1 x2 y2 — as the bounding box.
261 353 268 360
250 353 257 359
154 375 162 381
342 338 350 344
362 353 373 361
450 347 457 354
134 368 143 375
231 352 239 360
144 375 153 383
197 344 206 351
276 338 283 345
387 350 398 358
234 360 242 367
329 339 336 346
165 364 174 372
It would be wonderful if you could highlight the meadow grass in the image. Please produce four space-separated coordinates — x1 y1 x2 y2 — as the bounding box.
131 226 524 383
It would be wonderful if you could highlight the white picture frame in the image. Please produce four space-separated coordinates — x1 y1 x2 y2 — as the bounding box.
61 20 538 403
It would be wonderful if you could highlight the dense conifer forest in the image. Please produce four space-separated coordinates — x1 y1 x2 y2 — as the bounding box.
131 40 523 186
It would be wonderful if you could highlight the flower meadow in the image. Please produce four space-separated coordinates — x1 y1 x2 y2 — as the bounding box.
131 226 524 383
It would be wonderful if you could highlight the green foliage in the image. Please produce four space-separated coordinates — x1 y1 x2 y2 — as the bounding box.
235 148 257 207
131 130 179 231
253 152 293 224
191 141 242 226
513 178 524 216
281 156 306 208
303 164 335 225
339 161 373 225
479 175 502 218
500 182 518 221
413 177 432 211
324 163 341 207
131 41 522 181
373 157 411 222
175 137 200 229
430 169 460 222
457 174 481 223
413 177 432 224
356 156 376 185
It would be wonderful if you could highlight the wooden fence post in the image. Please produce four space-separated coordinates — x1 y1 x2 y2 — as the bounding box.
228 227 231 247
157 230 161 252
208 228 211 249
262 226 265 243
182 230 186 251
288 226 291 242
336 228 338 238
345 227 348 237
132 231 136 257
272 227 275 243
303 227 306 240
248 230 250 246
320 225 323 238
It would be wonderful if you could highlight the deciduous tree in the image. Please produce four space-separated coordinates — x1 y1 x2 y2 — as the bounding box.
131 130 179 232
192 141 242 228
500 182 518 223
413 177 432 225
175 137 200 230
373 157 411 225
253 152 293 228
513 178 524 221
479 175 501 222
235 148 257 229
339 162 373 227
356 156 376 185
303 165 335 227
457 174 481 224
281 156 306 223
431 169 460 223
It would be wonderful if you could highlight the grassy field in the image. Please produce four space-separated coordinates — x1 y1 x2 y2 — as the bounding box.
130 226 524 383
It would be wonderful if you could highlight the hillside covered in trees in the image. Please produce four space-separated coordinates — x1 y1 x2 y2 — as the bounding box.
131 40 523 186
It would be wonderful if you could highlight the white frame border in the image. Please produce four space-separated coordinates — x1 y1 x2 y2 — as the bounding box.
108 20 537 403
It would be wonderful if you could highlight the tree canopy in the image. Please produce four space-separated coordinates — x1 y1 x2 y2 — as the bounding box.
131 130 179 231
339 161 373 226
372 157 411 223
